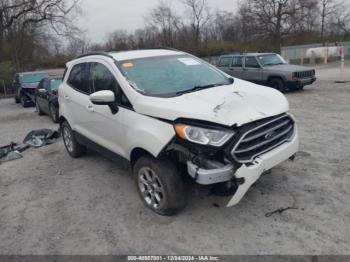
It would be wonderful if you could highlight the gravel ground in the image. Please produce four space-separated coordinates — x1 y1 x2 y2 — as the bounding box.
0 65 349 255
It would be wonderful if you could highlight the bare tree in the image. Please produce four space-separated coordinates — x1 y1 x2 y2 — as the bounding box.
320 0 333 44
145 0 180 46
0 0 80 60
296 0 319 33
239 0 305 50
66 35 91 57
180 0 211 45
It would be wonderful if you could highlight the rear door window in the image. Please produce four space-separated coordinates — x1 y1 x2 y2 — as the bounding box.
218 57 232 67
67 63 89 94
232 57 243 67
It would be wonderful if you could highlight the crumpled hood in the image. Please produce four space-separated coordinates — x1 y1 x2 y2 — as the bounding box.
21 82 40 89
133 78 289 127
264 64 313 73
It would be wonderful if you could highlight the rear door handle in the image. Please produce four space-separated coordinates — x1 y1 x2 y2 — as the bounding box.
64 95 70 100
87 105 94 112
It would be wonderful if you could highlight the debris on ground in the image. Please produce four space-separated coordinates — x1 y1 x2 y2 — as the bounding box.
23 129 60 148
0 129 60 163
265 206 299 217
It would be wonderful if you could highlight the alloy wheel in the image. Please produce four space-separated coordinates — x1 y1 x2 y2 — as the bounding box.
138 167 165 210
63 126 73 153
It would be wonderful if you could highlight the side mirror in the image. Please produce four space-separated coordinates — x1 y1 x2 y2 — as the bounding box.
90 90 119 114
38 89 47 95
90 90 115 105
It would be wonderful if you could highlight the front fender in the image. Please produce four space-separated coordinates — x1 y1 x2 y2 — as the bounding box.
124 112 175 160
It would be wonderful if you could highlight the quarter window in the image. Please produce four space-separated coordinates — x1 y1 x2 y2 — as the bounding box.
245 57 260 68
68 63 89 94
219 57 232 67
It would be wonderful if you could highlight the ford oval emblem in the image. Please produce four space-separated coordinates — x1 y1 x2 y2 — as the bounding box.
265 131 278 140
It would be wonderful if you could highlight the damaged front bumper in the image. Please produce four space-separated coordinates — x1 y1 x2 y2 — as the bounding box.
187 128 299 207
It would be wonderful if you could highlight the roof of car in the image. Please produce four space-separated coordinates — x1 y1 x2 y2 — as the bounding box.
72 49 185 63
110 49 185 61
17 71 48 76
222 53 275 57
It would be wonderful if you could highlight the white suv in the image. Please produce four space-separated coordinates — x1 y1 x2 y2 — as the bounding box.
59 49 299 216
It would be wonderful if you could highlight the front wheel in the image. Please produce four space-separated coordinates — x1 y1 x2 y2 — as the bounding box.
134 156 187 216
268 78 287 92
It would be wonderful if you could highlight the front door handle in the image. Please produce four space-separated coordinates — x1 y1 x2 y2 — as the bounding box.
87 105 94 112
64 95 70 100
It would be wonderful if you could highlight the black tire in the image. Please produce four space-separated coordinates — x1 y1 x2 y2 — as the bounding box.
61 121 87 158
268 78 287 92
133 156 187 216
36 100 44 115
15 96 20 103
49 103 59 123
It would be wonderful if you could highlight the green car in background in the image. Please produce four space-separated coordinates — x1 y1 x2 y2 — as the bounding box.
13 71 49 107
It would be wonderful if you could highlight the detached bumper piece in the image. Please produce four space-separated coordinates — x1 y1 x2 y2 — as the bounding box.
227 129 299 207
186 115 299 207
187 161 234 185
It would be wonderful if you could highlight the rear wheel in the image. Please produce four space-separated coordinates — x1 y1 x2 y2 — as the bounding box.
134 156 187 216
49 103 59 123
268 78 286 92
14 96 20 103
61 121 87 158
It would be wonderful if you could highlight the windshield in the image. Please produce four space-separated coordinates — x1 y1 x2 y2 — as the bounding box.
257 54 287 66
50 79 62 90
117 55 231 97
20 73 48 83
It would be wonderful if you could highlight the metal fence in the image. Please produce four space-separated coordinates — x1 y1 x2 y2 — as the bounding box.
281 41 350 63
0 79 14 98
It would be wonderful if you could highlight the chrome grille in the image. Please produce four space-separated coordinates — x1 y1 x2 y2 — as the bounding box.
296 71 313 79
231 114 295 163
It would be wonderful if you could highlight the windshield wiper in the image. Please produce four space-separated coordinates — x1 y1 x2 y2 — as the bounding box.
175 83 227 96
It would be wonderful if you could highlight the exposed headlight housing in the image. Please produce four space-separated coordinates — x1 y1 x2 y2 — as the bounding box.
174 124 234 147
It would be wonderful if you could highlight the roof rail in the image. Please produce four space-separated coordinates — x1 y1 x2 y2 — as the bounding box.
150 46 180 51
75 52 114 59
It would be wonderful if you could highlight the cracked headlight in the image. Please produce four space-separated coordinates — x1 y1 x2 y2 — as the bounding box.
174 124 234 147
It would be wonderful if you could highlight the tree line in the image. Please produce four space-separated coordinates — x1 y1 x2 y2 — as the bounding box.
77 0 350 57
1 0 350 90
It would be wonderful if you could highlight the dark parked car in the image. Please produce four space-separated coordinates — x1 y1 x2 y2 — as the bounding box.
217 53 316 92
14 71 49 107
35 77 62 123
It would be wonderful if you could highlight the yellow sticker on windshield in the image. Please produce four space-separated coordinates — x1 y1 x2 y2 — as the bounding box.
122 62 134 68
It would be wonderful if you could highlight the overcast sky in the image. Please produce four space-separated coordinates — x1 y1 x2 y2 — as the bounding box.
76 0 238 43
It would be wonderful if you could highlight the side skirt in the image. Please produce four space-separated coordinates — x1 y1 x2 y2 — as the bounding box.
74 131 129 164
